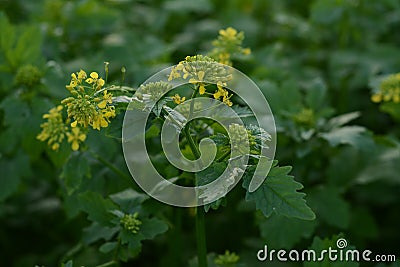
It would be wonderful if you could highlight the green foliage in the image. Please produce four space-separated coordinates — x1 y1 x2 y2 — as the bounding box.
243 162 315 220
257 213 317 249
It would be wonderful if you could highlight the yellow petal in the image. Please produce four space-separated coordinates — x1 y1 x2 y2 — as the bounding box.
242 48 251 55
101 118 108 127
371 94 382 103
52 143 60 151
98 100 107 109
86 78 93 84
72 128 80 135
199 84 206 95
90 72 99 79
92 118 101 130
78 70 87 79
71 141 79 151
97 78 105 87
217 81 224 90
79 133 87 141
71 120 78 127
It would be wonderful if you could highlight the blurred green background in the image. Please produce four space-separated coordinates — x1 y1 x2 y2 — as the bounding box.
0 0 399 266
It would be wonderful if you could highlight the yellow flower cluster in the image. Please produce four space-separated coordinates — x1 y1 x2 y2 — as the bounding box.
371 73 400 103
209 27 251 66
37 69 114 151
168 55 234 106
62 70 115 130
37 105 87 151
172 94 185 104
37 105 68 151
213 83 233 106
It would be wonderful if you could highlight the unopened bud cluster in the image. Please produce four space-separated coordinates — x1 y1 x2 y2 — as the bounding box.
120 213 142 234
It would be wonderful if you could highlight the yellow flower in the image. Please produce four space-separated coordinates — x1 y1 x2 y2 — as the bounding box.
213 84 232 106
92 114 109 130
242 48 251 55
223 96 233 106
85 71 105 90
97 90 113 109
172 94 186 104
37 105 67 151
209 27 251 65
97 78 105 87
66 70 87 91
77 69 87 80
168 64 183 81
219 27 237 39
199 84 206 95
371 93 382 103
67 127 86 151
90 72 98 79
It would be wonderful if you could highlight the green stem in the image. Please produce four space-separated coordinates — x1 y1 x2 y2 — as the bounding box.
183 126 200 159
182 87 208 267
90 151 141 192
196 207 208 267
166 208 184 266
183 87 201 159
216 149 231 162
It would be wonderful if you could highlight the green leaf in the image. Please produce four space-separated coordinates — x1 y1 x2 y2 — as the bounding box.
82 222 119 245
60 152 91 195
140 217 169 239
356 145 400 185
99 242 118 254
78 192 118 226
304 77 327 111
327 112 361 129
257 213 317 249
319 126 374 151
304 235 359 267
110 189 149 212
61 260 74 267
196 162 234 210
0 151 31 201
242 163 315 220
307 186 350 229
196 162 227 186
118 217 168 261
0 12 42 70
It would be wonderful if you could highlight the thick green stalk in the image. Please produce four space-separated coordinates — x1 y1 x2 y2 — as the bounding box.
196 207 207 267
90 151 141 192
182 87 207 267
